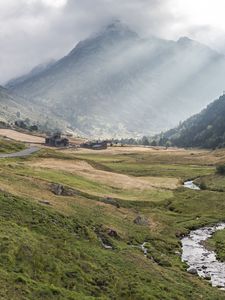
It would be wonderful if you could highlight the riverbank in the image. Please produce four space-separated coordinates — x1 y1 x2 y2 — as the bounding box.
182 223 225 289
0 144 225 299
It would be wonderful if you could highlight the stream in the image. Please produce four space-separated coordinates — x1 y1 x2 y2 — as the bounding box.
183 180 200 190
182 181 225 289
181 223 225 289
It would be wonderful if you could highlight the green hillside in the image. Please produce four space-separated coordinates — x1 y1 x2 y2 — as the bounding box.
0 147 224 299
158 94 225 149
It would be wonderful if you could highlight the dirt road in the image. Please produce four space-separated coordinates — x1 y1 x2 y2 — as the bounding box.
0 146 40 158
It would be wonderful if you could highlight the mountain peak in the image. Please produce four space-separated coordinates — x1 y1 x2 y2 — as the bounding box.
105 20 129 32
100 20 138 39
68 20 138 57
178 36 192 43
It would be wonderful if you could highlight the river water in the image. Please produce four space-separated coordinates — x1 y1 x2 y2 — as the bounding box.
182 223 225 289
183 180 200 190
182 180 225 289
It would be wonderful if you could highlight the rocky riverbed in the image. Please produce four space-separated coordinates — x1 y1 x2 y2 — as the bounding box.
182 223 225 289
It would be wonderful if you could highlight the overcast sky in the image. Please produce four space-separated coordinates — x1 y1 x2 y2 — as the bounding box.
1 0 225 84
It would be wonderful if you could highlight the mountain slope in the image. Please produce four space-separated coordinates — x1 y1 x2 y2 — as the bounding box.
0 86 68 131
160 94 225 148
0 86 26 122
6 60 56 90
7 21 225 137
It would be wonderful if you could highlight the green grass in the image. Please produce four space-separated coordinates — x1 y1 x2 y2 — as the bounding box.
11 164 173 202
71 152 214 180
206 229 225 262
0 148 224 299
0 189 225 299
102 162 214 179
0 138 26 153
195 174 225 192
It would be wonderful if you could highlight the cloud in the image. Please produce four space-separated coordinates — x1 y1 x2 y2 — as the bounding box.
0 0 225 84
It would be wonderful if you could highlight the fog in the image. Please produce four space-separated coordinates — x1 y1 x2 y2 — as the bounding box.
1 0 225 84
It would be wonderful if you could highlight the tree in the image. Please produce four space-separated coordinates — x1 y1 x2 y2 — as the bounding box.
151 140 157 146
142 136 150 146
216 164 225 175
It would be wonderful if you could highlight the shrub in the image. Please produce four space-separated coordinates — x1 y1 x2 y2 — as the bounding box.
216 164 225 175
199 182 207 190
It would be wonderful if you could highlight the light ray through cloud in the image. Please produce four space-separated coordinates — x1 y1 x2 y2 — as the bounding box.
1 0 225 83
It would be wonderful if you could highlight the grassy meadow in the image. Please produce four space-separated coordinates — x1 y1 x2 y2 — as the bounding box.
0 138 25 153
0 145 224 299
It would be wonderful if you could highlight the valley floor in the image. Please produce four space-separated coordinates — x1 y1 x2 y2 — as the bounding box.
0 140 225 299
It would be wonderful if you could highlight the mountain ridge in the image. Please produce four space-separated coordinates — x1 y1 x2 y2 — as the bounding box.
6 21 225 137
156 94 225 149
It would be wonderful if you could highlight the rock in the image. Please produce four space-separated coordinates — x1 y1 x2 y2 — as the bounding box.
51 184 80 196
102 244 113 250
204 274 211 280
62 187 80 196
103 197 120 208
108 229 118 238
134 216 149 226
187 267 198 275
51 184 64 195
202 265 207 270
39 200 51 206
99 237 113 250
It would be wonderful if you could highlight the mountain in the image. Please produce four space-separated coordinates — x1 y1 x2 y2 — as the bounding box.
0 86 68 131
157 94 225 149
7 59 56 90
0 86 26 122
6 21 225 137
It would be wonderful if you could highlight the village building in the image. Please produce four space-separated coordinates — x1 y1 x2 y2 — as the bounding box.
80 141 108 150
45 132 69 147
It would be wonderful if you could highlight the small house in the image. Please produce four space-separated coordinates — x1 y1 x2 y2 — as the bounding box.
45 132 69 147
80 141 108 150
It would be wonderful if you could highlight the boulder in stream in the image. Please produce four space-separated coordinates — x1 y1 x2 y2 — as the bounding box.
187 267 198 275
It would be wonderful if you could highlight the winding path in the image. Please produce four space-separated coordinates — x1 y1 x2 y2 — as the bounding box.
0 146 40 158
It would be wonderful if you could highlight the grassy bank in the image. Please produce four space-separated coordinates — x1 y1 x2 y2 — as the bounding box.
0 138 26 153
0 147 224 299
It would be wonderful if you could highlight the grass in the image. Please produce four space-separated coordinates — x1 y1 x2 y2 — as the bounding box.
206 229 225 262
101 162 214 179
0 147 224 298
195 174 225 192
0 138 26 153
71 151 215 180
2 162 173 202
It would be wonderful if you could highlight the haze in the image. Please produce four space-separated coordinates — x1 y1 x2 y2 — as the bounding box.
1 0 225 84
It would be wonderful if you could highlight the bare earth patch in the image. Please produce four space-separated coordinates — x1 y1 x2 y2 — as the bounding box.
0 129 44 144
28 158 179 190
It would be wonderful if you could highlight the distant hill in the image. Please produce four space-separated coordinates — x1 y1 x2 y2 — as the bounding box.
157 94 225 149
0 86 68 132
0 86 26 122
6 21 225 137
6 59 56 90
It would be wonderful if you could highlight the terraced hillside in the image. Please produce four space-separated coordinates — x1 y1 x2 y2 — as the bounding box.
0 144 225 299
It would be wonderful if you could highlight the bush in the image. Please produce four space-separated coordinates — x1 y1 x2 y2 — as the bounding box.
199 182 207 190
216 164 225 175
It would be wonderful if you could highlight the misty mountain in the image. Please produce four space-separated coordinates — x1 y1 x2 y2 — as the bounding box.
7 60 56 90
0 86 68 131
158 94 225 149
6 21 225 137
0 86 27 122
